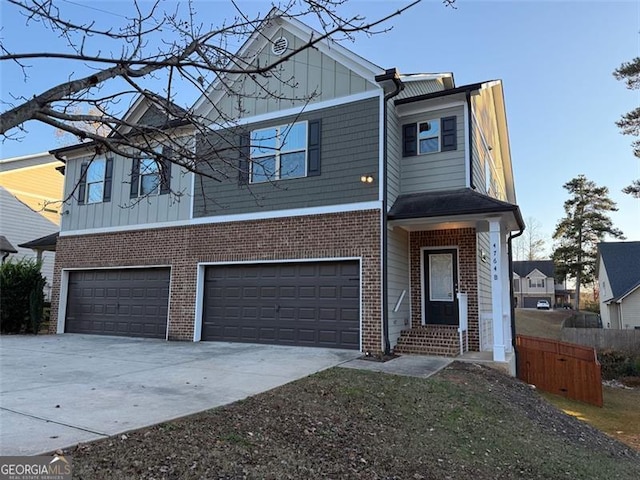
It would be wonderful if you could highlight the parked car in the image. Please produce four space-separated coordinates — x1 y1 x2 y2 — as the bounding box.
536 300 550 310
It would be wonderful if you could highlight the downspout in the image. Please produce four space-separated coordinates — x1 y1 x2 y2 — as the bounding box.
466 90 476 190
508 226 525 372
378 69 404 355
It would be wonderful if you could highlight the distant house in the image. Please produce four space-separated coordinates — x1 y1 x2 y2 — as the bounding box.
0 187 58 299
513 260 571 309
0 152 63 300
0 152 64 225
597 242 640 330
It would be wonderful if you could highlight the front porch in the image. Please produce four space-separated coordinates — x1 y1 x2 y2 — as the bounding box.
386 189 524 371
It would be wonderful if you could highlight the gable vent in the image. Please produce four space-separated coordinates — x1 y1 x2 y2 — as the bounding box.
271 36 288 56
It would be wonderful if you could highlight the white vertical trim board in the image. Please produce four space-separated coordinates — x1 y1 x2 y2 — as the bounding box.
56 270 70 334
193 264 206 342
464 101 471 188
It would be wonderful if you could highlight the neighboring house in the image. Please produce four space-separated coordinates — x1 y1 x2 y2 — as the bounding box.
512 260 571 309
0 152 64 225
49 11 523 372
597 242 640 330
0 187 58 299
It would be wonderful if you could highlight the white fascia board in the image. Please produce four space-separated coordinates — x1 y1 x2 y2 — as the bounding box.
395 99 466 118
59 200 382 237
400 73 452 83
193 11 383 117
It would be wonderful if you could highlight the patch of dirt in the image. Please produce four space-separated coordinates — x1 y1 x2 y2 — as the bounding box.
63 361 640 479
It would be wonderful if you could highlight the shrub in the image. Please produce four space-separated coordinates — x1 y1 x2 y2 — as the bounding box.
0 258 46 334
598 349 640 380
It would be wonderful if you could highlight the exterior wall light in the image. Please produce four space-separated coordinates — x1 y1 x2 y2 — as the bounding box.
360 175 374 184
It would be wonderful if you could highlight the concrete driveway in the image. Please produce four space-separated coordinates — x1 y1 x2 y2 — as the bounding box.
0 334 360 455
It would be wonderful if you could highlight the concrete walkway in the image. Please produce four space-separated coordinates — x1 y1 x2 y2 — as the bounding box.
0 335 360 456
340 354 452 378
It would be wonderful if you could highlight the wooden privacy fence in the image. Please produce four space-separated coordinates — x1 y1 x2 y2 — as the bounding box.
516 335 603 407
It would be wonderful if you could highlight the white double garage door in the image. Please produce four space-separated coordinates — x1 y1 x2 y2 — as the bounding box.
63 260 361 350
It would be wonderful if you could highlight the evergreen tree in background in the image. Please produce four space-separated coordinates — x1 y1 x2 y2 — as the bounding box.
614 57 640 198
552 175 624 309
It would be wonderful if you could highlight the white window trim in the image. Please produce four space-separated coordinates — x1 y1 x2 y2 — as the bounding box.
138 157 162 197
250 121 308 184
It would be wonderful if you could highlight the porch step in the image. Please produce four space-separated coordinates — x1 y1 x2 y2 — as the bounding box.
394 326 460 357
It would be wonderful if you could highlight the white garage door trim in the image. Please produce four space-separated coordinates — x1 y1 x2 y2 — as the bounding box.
194 257 362 350
57 265 172 340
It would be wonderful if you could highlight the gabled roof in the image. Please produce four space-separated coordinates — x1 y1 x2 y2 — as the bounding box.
388 188 524 230
513 260 554 278
192 8 384 115
598 241 640 302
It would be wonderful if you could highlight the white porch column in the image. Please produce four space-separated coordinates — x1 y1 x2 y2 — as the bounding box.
489 219 506 361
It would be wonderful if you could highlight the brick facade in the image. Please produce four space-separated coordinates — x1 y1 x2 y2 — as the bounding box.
50 209 383 352
409 228 480 351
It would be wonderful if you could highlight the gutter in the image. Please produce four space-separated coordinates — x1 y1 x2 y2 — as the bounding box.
508 226 525 373
375 68 404 355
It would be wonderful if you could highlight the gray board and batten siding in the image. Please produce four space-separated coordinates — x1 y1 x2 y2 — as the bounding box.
208 27 377 122
399 105 466 195
387 227 411 347
61 156 192 232
193 97 380 217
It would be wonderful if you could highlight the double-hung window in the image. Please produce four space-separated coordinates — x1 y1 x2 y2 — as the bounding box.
402 116 457 157
528 278 545 288
78 156 113 205
250 122 307 183
86 159 106 203
130 151 171 198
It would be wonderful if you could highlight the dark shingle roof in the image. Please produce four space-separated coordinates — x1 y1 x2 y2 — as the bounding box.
513 260 554 278
18 232 58 251
598 241 640 301
0 235 17 254
388 188 524 229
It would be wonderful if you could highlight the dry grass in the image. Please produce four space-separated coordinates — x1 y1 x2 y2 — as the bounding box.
514 308 574 340
542 387 640 451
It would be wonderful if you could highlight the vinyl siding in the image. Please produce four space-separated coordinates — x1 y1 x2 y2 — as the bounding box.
209 28 376 122
0 159 64 224
61 154 192 231
399 105 466 195
193 97 380 217
388 227 410 347
621 290 640 329
0 187 57 298
386 105 402 207
477 231 493 351
471 87 508 201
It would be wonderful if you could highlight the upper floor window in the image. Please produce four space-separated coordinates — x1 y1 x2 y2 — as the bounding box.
513 278 520 292
402 116 457 157
418 120 440 154
528 278 545 288
250 122 307 183
130 152 171 198
78 157 113 205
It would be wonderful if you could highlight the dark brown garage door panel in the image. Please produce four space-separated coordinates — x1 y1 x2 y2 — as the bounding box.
66 268 170 338
202 261 360 349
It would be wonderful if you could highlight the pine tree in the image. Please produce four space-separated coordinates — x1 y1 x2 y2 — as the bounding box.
552 175 625 309
614 57 640 198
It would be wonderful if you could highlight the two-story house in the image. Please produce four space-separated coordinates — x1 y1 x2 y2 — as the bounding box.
48 11 523 372
512 260 569 309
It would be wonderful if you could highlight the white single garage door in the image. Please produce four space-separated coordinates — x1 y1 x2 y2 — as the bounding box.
65 268 170 339
202 261 360 349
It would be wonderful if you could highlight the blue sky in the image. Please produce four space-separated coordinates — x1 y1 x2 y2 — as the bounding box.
1 0 639 249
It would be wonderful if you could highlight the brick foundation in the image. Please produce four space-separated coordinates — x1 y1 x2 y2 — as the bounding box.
50 209 383 352
409 228 479 352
